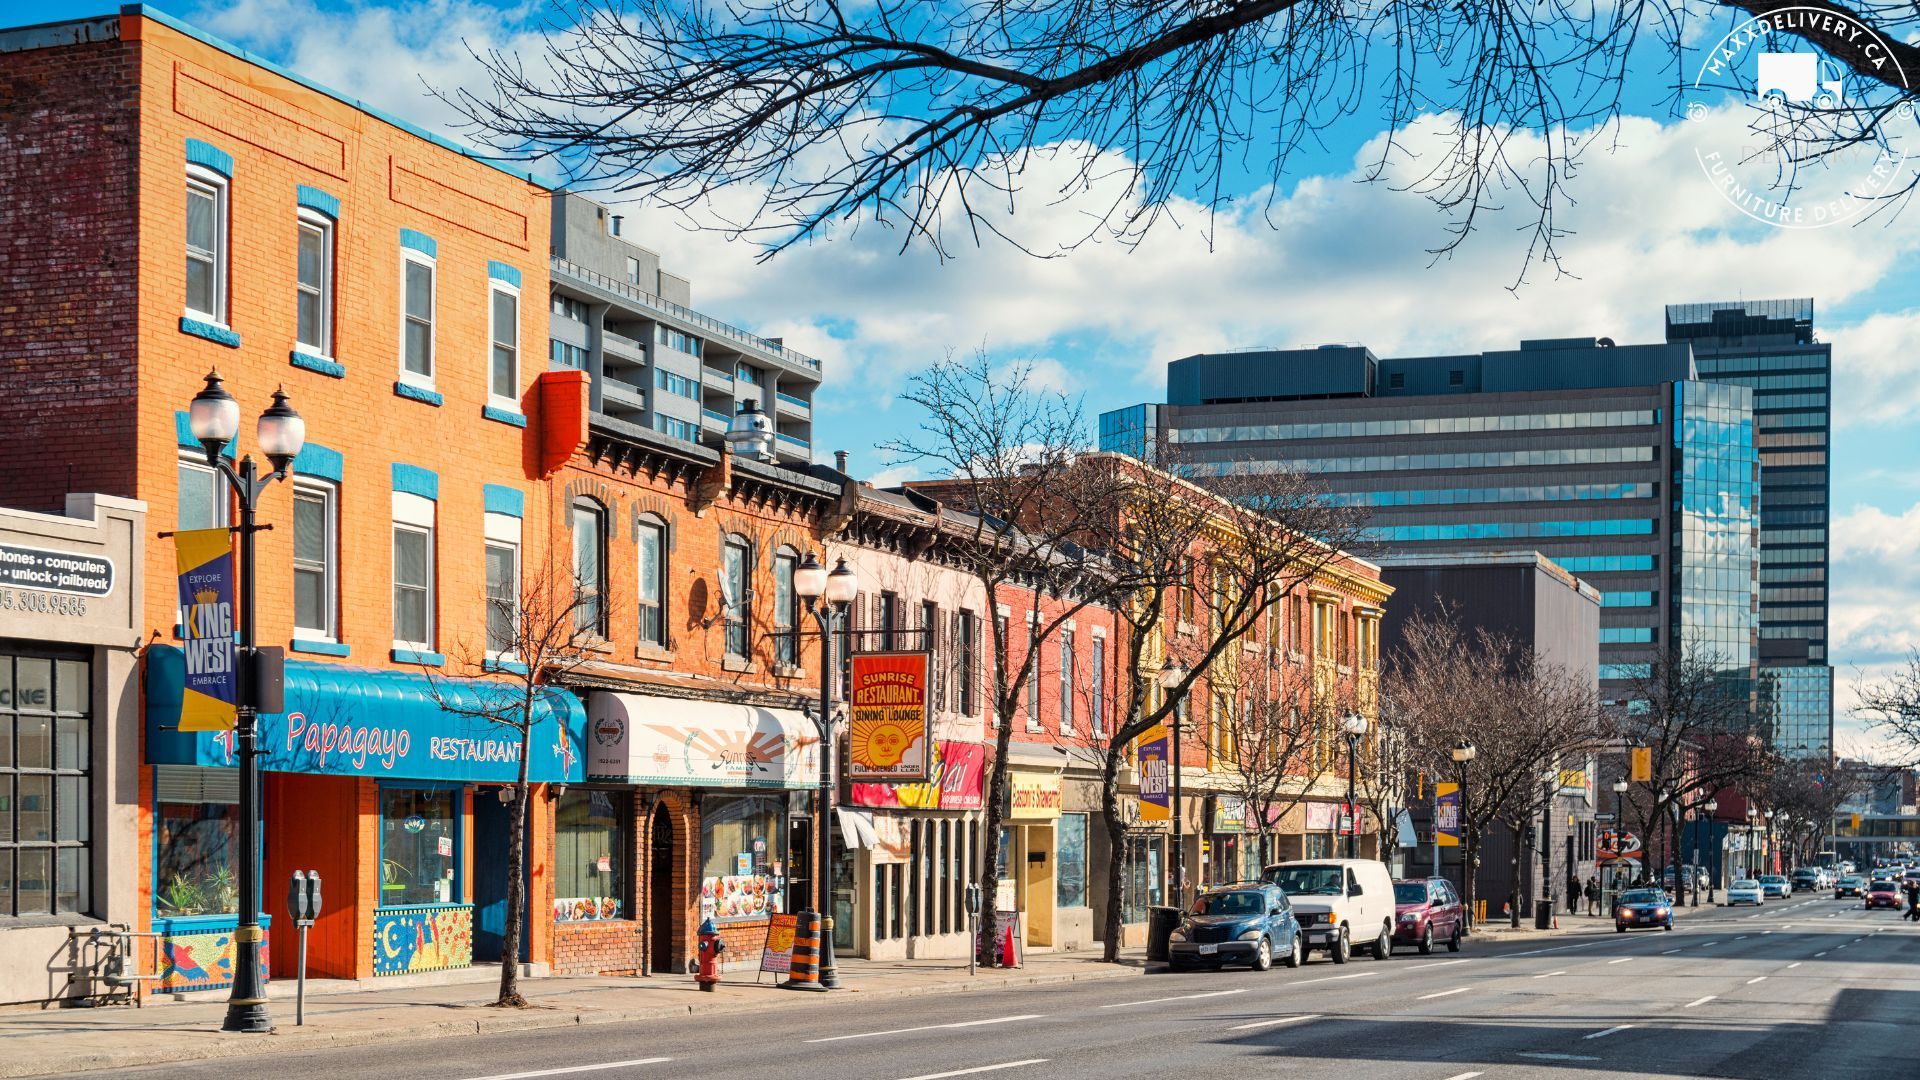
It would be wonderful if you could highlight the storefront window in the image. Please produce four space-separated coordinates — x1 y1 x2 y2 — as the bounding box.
1123 834 1164 924
380 787 458 906
699 795 784 921
1 653 91 917
555 789 627 921
154 767 239 918
1056 813 1087 909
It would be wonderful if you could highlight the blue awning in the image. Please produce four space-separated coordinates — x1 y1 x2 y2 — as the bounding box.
145 645 585 784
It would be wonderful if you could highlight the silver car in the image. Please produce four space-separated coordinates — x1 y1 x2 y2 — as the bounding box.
1726 878 1765 906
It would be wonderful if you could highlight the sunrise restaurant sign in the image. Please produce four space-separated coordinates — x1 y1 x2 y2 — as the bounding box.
847 651 932 783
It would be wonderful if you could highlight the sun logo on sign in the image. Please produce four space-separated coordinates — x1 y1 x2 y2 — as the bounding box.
852 719 917 770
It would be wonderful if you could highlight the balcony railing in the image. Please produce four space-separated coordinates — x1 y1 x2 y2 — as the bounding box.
703 408 733 425
552 256 823 373
776 391 812 411
776 432 811 449
702 366 735 385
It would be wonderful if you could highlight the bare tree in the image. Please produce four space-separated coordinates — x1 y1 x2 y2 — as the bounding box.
885 351 1123 965
1082 444 1373 961
1212 648 1343 870
1388 609 1607 928
1855 653 1920 769
450 0 1920 278
418 561 600 1007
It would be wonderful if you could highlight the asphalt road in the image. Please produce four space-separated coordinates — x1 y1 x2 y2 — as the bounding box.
95 896 1920 1080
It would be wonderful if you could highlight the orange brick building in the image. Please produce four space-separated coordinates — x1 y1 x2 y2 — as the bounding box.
0 7 577 992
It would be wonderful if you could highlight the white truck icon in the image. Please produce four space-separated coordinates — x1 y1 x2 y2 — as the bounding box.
1757 52 1845 110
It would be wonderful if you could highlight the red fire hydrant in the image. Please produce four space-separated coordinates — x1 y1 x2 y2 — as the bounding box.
696 917 725 991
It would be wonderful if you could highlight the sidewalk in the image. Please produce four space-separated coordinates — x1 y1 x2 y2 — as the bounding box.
0 951 1145 1078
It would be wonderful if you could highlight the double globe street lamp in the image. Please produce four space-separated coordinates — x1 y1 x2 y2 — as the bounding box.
791 552 857 990
187 371 306 1033
1157 658 1188 903
1341 711 1368 859
1450 739 1476 929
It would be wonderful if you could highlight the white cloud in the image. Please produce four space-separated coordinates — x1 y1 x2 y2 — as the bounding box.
1826 309 1920 428
1829 502 1920 759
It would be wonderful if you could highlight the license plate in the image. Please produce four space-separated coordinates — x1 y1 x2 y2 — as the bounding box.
1197 943 1218 955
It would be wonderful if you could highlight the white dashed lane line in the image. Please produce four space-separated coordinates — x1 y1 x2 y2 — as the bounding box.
1684 996 1717 1008
1584 1025 1636 1040
1418 987 1473 1001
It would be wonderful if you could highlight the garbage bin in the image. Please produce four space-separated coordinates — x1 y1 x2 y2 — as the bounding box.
1146 905 1182 962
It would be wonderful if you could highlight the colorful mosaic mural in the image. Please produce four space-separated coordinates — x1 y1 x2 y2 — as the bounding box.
373 904 473 975
154 917 270 993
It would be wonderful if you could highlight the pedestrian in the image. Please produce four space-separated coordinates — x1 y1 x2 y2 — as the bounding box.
1584 875 1602 916
1904 878 1920 922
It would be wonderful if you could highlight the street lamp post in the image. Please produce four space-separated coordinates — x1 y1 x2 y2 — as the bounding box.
1451 740 1476 930
1538 769 1556 929
1765 810 1776 877
186 372 305 1034
1158 659 1189 905
1703 798 1718 905
1341 712 1368 860
792 553 857 990
1611 780 1629 901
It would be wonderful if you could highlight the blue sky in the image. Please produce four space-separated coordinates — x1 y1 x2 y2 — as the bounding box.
18 1 1920 754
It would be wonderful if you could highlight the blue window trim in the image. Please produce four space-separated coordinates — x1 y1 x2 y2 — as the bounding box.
180 317 241 348
296 185 340 219
292 442 343 483
184 138 233 177
290 350 345 378
483 484 525 519
393 381 444 407
482 405 528 428
399 228 438 258
174 411 235 458
290 638 351 657
390 463 439 501
391 648 447 667
487 261 522 288
375 780 465 910
483 658 530 676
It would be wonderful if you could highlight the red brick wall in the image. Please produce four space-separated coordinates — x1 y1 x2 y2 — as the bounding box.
553 919 643 976
0 26 141 511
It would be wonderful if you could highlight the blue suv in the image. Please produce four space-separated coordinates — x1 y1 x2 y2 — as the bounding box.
1168 882 1303 972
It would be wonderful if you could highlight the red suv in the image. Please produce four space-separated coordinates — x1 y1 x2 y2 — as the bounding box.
1392 877 1465 954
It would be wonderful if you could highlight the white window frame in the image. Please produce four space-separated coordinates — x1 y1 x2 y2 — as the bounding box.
636 516 666 648
391 492 436 652
484 511 522 661
1025 611 1042 733
185 165 229 325
291 479 338 641
399 249 437 388
1059 629 1074 736
176 450 230 530
294 209 334 358
487 280 520 408
1090 631 1106 737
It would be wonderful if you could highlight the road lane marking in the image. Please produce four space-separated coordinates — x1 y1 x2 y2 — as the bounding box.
1419 987 1473 1000
1697 941 1717 947
1835 944 1848 950
1584 1025 1636 1040
809 1015 1045 1043
1533 970 1567 979
1100 988 1249 1008
1814 951 1828 957
897 1061 1047 1080
1788 962 1802 969
1606 958 1634 965
1505 942 1603 958
1735 936 1747 940
1228 1013 1321 1031
1284 971 1381 987
461 1060 673 1080
1412 958 1472 969
1746 976 1767 985
1684 996 1716 1008
1662 948 1683 954
1517 1052 1600 1062
1439 1073 1485 1080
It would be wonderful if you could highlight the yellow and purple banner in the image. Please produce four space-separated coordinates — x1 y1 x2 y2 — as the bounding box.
1435 782 1462 847
1136 723 1171 822
175 527 238 733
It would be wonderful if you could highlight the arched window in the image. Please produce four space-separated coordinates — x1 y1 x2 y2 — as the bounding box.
636 513 667 648
773 547 798 666
721 535 751 658
572 498 607 635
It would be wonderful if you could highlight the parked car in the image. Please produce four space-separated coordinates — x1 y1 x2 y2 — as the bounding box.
1263 859 1398 964
1866 880 1903 910
1168 882 1303 972
1790 868 1821 892
1726 879 1765 906
1758 875 1791 899
1835 875 1867 899
1614 888 1675 932
1392 878 1465 955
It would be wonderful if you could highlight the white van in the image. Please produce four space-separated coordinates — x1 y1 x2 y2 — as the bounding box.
1262 859 1398 963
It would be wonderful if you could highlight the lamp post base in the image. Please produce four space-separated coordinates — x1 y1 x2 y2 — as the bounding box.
220 1001 273 1033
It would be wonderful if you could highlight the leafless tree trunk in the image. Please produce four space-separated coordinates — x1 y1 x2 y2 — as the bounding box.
417 561 600 1007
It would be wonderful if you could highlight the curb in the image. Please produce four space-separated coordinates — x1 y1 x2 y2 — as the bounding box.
0 964 1141 1078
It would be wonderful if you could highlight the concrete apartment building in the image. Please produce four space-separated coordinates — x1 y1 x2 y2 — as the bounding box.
1100 336 1761 718
547 193 822 464
1666 299 1833 758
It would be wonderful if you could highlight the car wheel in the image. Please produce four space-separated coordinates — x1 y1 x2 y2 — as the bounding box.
1418 925 1434 955
1372 925 1392 961
1447 924 1462 953
1330 927 1351 964
1616 922 1627 933
1251 936 1272 972
1284 933 1304 969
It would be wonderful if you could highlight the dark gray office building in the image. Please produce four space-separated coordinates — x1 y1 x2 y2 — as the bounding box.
1100 336 1761 714
1665 299 1833 758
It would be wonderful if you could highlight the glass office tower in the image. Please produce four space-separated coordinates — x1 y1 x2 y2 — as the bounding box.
1670 380 1760 708
1666 299 1832 758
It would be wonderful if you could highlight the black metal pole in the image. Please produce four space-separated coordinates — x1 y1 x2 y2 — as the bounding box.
1171 707 1184 906
816 600 839 990
1537 776 1553 928
1457 762 1472 931
223 456 270 1033
1345 734 1359 860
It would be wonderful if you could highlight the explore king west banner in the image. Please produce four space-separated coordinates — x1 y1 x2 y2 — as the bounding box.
174 527 238 733
1434 782 1462 848
1136 723 1171 822
847 651 931 782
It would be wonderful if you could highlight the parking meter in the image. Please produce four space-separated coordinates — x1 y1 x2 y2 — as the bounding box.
286 871 322 1025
